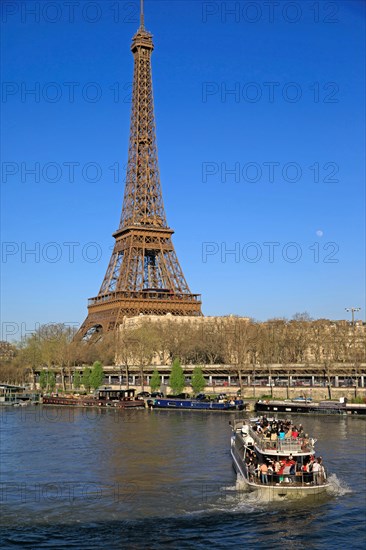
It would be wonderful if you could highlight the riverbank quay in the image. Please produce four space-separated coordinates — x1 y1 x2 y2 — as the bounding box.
89 384 366 402
0 384 41 406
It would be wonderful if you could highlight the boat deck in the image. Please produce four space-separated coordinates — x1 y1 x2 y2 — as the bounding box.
233 420 315 455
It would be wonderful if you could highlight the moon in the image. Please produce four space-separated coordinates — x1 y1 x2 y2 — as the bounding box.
316 230 324 237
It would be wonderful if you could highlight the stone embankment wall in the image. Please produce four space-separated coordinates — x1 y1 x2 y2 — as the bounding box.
115 384 366 401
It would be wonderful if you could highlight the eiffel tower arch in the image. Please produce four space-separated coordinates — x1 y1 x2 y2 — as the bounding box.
77 2 202 339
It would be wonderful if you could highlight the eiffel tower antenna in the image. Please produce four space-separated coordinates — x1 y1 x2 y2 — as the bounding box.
77 3 202 340
140 0 145 29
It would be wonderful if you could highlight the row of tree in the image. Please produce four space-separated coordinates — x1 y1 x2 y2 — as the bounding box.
38 361 104 393
0 315 364 387
38 359 205 396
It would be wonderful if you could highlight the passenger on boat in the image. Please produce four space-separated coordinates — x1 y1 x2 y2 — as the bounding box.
291 426 299 438
312 459 321 484
278 428 286 439
301 434 310 451
260 462 269 484
318 458 326 483
267 462 274 483
248 462 256 482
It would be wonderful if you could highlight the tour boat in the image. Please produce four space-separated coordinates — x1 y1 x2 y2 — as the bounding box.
42 388 145 409
230 417 330 500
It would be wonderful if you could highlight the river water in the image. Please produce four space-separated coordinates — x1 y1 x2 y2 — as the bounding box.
0 407 365 549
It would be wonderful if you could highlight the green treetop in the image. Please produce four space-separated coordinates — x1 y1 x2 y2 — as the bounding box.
191 366 206 395
150 369 161 392
82 366 92 392
169 358 185 395
90 361 104 390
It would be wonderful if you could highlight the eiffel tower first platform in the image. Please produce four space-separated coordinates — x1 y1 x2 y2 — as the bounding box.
77 2 202 339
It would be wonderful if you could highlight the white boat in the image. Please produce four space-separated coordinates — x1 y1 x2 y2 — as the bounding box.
230 417 330 501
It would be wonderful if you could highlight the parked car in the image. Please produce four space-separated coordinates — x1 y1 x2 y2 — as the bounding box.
195 393 207 401
136 391 151 399
151 391 164 398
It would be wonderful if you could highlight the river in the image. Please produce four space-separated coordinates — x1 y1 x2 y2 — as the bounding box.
0 407 365 548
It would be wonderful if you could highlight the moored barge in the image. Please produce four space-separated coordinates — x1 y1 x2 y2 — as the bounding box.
42 389 145 409
255 399 366 415
148 396 246 412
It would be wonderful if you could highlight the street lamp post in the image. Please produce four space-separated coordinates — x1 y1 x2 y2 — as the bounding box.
345 307 361 397
345 307 361 326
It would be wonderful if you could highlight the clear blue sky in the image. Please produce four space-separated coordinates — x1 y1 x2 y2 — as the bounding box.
1 0 365 340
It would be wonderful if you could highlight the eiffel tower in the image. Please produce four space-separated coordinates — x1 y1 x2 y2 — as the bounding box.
78 1 202 339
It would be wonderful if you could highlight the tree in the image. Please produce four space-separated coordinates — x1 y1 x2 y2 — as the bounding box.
130 323 159 391
73 370 81 389
150 369 161 392
90 361 104 390
82 366 92 392
224 319 256 394
169 358 185 394
39 370 48 390
117 326 139 389
48 371 56 391
191 366 206 394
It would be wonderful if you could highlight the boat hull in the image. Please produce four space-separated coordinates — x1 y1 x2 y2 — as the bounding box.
42 396 145 409
231 447 329 501
255 400 366 415
148 398 246 411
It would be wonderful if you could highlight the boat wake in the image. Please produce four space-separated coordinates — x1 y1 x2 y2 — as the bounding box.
326 474 352 496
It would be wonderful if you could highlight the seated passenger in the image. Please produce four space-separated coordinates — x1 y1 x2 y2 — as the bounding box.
278 428 285 439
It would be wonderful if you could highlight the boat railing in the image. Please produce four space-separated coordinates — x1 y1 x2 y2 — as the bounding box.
247 469 328 487
233 421 315 453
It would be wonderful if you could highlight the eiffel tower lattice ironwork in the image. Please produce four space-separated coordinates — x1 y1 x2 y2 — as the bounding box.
78 3 202 339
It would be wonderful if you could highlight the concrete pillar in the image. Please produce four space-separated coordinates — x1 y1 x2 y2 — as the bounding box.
311 376 315 386
161 375 164 385
334 376 339 387
132 375 136 385
119 375 122 386
108 375 111 385
268 375 272 386
289 376 293 386
228 375 231 386
361 376 364 388
209 375 213 385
